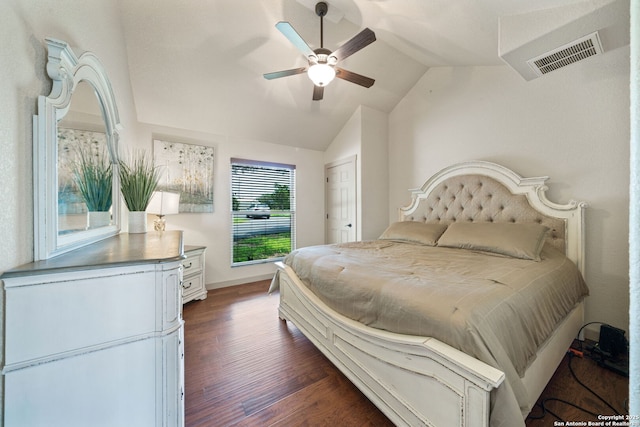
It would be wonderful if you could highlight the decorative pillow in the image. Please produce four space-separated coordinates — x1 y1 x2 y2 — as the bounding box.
379 222 449 246
437 222 549 261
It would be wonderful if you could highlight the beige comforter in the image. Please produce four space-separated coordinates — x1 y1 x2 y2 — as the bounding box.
283 241 589 426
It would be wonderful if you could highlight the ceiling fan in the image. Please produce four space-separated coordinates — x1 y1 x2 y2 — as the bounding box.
263 1 376 101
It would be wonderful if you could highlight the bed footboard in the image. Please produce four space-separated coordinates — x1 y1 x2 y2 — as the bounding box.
274 262 505 427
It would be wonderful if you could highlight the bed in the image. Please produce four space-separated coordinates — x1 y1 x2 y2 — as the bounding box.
270 161 588 427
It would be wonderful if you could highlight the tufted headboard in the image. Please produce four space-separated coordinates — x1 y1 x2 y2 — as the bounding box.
399 161 587 274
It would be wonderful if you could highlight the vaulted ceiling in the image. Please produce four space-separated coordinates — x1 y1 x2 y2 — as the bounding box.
117 0 620 151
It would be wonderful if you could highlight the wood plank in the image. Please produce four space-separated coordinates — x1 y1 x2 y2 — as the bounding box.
526 350 629 425
183 280 392 427
183 280 629 426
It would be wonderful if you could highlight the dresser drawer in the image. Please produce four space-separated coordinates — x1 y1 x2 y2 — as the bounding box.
3 261 183 367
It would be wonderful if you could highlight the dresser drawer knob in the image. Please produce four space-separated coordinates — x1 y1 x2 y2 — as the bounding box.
183 261 193 269
183 281 192 290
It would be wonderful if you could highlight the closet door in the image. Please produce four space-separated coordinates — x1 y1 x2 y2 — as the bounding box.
325 156 357 244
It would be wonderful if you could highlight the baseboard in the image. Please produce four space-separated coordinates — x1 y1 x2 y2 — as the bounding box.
582 325 600 342
206 273 275 290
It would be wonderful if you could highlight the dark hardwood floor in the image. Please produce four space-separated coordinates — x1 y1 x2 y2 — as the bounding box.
183 280 629 426
525 347 629 426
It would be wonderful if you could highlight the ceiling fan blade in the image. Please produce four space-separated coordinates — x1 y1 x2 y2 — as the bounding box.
312 85 324 101
330 28 376 62
275 21 317 61
263 67 307 80
335 67 375 88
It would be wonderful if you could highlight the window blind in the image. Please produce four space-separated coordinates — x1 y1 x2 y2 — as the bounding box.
230 158 296 266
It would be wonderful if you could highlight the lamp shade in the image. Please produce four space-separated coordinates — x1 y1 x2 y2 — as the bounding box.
147 191 180 216
307 63 336 87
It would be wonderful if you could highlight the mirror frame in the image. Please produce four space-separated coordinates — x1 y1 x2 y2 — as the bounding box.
34 38 122 260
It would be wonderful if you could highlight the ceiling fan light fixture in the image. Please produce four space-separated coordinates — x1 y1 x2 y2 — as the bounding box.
307 63 335 86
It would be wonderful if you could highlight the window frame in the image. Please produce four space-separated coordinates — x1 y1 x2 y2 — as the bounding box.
230 158 296 267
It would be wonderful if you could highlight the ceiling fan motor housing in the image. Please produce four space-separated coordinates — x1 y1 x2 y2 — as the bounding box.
315 2 328 17
313 47 336 64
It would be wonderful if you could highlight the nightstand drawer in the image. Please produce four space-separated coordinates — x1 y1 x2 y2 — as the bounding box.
182 274 203 298
182 245 207 304
181 254 202 274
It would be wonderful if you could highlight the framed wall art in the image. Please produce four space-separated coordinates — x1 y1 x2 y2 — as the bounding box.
58 126 109 219
153 137 215 213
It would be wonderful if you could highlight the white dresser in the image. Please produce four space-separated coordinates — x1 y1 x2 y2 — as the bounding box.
1 231 186 427
182 245 207 304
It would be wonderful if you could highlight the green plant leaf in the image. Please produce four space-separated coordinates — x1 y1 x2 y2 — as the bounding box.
118 150 161 211
71 145 112 212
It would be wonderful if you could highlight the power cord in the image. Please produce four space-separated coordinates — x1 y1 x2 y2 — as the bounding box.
574 321 609 352
575 321 629 364
567 352 622 415
526 322 627 422
527 395 599 421
526 353 616 421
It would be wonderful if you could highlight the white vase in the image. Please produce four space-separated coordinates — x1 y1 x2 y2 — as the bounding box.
128 211 147 233
87 211 111 229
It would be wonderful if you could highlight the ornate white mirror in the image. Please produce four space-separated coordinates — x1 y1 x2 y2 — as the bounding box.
34 38 122 260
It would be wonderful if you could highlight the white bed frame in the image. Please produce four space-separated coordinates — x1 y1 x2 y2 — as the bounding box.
274 161 587 427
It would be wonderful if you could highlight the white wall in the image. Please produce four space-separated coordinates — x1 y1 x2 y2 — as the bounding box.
324 105 389 242
0 0 326 289
0 0 137 273
388 49 631 338
360 106 389 240
2 0 632 366
628 0 639 414
325 107 363 240
132 124 325 287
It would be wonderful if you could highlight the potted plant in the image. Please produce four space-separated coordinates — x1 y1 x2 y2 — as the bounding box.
118 149 161 233
71 145 112 229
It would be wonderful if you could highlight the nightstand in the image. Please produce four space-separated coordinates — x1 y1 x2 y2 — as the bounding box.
182 245 207 304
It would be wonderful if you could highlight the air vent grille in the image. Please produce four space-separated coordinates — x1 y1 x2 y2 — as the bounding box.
527 32 603 76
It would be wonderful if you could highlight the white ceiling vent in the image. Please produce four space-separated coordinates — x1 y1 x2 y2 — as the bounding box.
526 32 603 77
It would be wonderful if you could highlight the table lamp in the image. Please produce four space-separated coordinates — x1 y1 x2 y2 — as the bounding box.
147 191 180 231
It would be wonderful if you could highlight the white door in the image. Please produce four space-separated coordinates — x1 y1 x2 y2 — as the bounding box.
325 156 357 244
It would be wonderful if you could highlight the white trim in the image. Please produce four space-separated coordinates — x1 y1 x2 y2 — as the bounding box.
34 38 122 260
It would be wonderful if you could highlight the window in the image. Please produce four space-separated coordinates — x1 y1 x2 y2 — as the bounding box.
230 158 296 266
